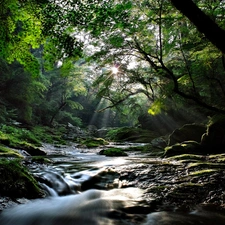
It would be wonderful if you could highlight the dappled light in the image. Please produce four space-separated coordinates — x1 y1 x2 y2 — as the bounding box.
1 0 225 225
89 98 113 128
111 66 119 74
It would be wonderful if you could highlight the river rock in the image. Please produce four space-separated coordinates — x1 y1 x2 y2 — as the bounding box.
168 123 206 146
22 146 46 156
96 128 109 138
201 115 225 153
164 141 202 157
0 159 44 199
143 209 225 225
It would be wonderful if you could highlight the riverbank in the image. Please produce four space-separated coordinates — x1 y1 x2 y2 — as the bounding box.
1 123 225 224
1 142 225 225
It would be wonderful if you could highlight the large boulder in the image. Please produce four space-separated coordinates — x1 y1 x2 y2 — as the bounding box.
201 115 225 153
168 123 206 146
0 159 44 198
96 128 109 138
164 141 202 157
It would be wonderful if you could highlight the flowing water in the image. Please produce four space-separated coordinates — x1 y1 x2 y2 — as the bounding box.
1 143 225 225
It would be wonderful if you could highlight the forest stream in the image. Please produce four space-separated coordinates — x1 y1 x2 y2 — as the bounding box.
1 142 225 225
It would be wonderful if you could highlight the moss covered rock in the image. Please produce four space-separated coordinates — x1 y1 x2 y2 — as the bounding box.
201 115 225 153
99 148 128 157
0 145 23 158
0 159 44 198
164 141 202 157
168 123 206 146
81 138 109 148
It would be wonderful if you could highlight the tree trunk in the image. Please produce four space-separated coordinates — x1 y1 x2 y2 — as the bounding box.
170 0 225 54
49 102 67 126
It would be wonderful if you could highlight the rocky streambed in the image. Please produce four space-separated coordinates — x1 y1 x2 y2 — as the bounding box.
1 143 225 225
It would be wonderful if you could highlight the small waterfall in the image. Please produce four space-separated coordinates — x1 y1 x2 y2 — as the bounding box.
36 170 78 196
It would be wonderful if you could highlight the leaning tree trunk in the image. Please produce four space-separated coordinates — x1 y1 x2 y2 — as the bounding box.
49 102 67 126
170 0 225 54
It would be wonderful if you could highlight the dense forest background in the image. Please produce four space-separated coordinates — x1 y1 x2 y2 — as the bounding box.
1 0 225 133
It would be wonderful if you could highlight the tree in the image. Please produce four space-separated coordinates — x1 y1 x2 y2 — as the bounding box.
86 0 225 116
0 58 46 124
170 0 225 53
34 60 86 126
0 0 45 77
0 0 131 75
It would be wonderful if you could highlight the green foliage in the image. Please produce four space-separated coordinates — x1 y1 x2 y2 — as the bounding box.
31 126 67 145
0 58 46 124
0 125 41 147
0 0 225 130
86 0 225 118
109 35 124 47
106 127 157 142
57 112 82 127
0 0 43 77
37 62 87 125
148 99 167 115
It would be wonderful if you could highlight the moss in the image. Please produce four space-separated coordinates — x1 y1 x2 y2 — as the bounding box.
189 169 218 176
124 144 164 157
0 126 46 155
9 141 46 156
81 138 109 148
168 154 205 161
209 154 225 163
0 125 41 146
0 145 23 158
0 159 44 198
31 126 67 145
187 162 225 169
31 156 52 164
164 141 202 157
99 147 128 157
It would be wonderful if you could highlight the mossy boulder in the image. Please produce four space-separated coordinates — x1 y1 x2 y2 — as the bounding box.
18 143 46 156
164 141 202 157
0 159 44 198
31 156 52 164
99 147 128 156
0 145 23 158
168 123 206 146
81 138 109 148
0 126 46 156
201 115 225 153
